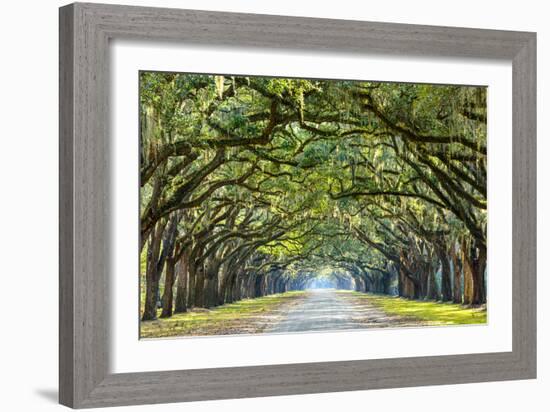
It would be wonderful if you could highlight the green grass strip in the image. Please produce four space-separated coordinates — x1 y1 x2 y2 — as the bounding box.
343 291 487 325
141 291 306 338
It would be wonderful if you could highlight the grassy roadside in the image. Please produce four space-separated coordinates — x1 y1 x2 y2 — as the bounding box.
140 291 307 338
341 291 487 325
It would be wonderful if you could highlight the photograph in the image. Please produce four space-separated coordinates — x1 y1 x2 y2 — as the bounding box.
139 72 488 338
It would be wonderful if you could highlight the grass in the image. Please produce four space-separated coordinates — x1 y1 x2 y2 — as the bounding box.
140 291 307 338
340 290 487 325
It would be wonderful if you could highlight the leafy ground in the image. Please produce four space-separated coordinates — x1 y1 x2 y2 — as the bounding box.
340 290 487 325
140 291 307 338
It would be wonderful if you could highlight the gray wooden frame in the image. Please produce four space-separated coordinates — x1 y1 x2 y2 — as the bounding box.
59 2 536 408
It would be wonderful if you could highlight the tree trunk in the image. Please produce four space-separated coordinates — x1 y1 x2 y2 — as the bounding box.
472 241 487 304
462 238 487 305
381 271 392 294
363 274 371 292
233 274 242 302
462 238 475 305
194 264 205 307
203 261 220 309
254 275 263 297
217 264 232 306
427 264 439 300
187 260 197 308
419 260 430 298
247 275 255 298
397 263 404 296
436 243 453 302
354 276 363 292
224 270 238 304
160 256 176 318
174 252 189 313
404 270 417 298
141 221 165 321
203 276 214 308
204 258 222 308
398 252 421 299
217 269 228 306
450 244 462 304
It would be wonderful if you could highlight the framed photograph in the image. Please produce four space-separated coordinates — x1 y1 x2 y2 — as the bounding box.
59 2 536 408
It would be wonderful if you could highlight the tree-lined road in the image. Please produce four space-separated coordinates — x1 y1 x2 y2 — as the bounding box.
140 74 488 328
